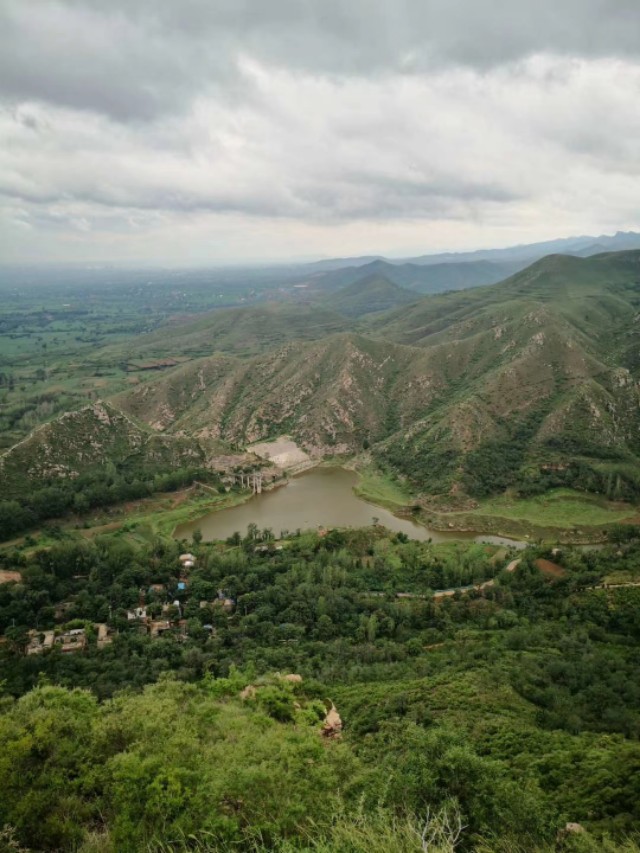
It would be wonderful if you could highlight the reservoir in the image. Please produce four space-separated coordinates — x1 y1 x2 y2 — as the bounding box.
175 466 524 546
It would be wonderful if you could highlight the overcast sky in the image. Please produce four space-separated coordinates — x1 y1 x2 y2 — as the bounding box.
1 0 640 264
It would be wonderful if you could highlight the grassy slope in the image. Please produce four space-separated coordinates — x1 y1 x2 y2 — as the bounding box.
0 485 254 553
474 489 635 528
324 274 419 317
351 460 414 509
91 302 350 364
354 470 633 541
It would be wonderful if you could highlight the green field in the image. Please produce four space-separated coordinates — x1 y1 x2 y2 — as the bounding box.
473 489 636 528
353 465 637 540
352 461 413 509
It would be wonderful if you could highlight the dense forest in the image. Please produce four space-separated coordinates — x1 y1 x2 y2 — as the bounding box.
1 525 639 851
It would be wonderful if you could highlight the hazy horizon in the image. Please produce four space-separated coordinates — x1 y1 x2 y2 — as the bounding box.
0 228 638 272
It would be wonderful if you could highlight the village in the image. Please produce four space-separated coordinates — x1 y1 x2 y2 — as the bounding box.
22 551 236 656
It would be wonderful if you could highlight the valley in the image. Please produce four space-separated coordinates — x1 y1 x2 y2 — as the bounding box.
5 4 640 848
2 241 640 852
4 247 640 545
173 465 514 545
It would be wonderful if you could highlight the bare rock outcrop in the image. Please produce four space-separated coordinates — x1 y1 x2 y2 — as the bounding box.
321 702 342 738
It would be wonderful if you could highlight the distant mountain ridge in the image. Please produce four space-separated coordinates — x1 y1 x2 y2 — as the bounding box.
304 232 640 298
302 229 639 275
312 258 524 296
402 230 640 265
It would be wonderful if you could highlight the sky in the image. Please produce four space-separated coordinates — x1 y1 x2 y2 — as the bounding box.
1 0 640 265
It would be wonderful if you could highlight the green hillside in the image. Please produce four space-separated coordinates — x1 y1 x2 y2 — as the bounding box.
0 401 223 541
90 302 350 365
370 251 640 345
6 250 640 519
111 250 640 504
326 273 419 317
371 252 640 497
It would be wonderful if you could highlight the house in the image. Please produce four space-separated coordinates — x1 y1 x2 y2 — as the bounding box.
149 620 173 637
200 592 234 612
177 581 187 591
56 628 87 654
182 560 195 570
179 553 196 564
26 629 55 655
162 600 182 617
217 589 236 610
127 607 147 621
96 623 114 648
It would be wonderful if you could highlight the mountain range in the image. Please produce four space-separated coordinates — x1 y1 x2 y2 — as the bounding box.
305 230 640 272
301 231 640 298
7 248 640 505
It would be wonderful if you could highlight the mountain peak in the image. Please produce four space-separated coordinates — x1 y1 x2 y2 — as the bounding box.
328 272 418 317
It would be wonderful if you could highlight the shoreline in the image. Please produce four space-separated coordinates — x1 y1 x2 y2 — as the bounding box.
12 462 619 550
343 459 626 545
171 463 525 547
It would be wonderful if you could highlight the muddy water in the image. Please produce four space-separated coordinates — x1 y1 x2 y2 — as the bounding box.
175 467 526 546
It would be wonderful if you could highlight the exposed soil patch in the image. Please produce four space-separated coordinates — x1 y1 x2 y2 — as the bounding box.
0 570 21 584
534 558 566 578
249 436 312 470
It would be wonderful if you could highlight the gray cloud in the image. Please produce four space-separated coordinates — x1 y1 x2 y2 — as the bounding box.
1 1 640 262
1 0 640 122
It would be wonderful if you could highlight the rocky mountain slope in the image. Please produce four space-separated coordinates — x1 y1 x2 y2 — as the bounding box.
8 250 640 502
113 250 640 499
0 402 206 499
114 334 427 453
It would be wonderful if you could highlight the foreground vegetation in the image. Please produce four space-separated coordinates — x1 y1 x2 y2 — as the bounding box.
1 523 639 850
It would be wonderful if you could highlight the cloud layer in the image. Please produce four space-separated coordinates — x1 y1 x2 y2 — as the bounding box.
1 0 640 262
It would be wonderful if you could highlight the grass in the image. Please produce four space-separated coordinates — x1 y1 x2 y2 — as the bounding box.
352 461 413 509
90 488 253 542
349 464 634 542
0 486 255 554
602 569 640 585
472 489 635 529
